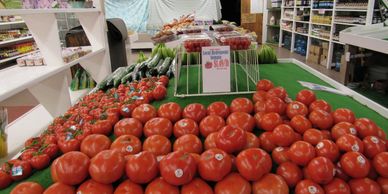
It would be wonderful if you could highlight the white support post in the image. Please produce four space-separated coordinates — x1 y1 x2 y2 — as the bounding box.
76 12 106 51
79 51 111 83
28 71 71 117
21 14 63 66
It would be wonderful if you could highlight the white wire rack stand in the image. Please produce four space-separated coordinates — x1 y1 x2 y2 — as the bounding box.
174 46 260 97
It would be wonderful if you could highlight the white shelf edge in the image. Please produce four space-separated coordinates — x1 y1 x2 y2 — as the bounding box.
0 50 38 64
333 22 364 26
311 8 333 11
311 22 332 27
0 20 25 26
310 35 330 41
282 18 294 22
332 40 345 45
335 9 367 12
0 48 105 102
282 29 293 33
0 35 33 46
294 31 308 36
69 88 91 105
295 20 310 24
0 8 100 16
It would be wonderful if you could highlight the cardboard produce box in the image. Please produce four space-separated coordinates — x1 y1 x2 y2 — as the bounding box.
314 46 322 55
321 42 329 49
308 53 320 64
320 55 327 66
321 48 328 57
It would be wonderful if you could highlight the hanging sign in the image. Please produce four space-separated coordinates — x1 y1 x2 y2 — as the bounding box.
201 46 231 93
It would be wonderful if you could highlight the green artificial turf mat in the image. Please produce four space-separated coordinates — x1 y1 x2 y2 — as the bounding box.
353 87 388 108
1 62 387 193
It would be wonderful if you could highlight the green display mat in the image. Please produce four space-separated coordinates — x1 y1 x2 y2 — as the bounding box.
1 62 387 193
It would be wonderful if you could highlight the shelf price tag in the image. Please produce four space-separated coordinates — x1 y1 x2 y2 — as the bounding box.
318 9 325 14
201 46 231 93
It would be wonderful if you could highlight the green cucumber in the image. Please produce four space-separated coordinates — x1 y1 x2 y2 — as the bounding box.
147 53 161 68
121 72 133 84
158 57 172 75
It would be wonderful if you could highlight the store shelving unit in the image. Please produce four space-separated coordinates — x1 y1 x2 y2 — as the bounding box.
273 0 378 68
0 35 33 46
0 0 111 157
0 50 38 64
263 0 282 45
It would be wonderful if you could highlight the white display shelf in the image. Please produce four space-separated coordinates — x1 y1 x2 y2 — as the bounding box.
295 6 311 8
0 8 100 16
294 31 308 36
333 22 363 26
332 40 345 45
311 22 332 27
282 18 294 22
339 24 388 54
69 88 91 105
310 35 330 41
0 20 25 26
283 6 294 8
335 9 367 12
0 48 105 102
295 20 309 24
282 28 293 33
311 8 333 11
0 50 38 64
0 36 33 46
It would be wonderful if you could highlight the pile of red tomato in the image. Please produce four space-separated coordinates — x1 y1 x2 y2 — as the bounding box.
3 78 388 194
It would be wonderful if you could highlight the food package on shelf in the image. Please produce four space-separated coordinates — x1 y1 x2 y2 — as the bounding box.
217 36 251 50
182 33 212 52
211 24 234 32
0 107 8 158
180 26 204 34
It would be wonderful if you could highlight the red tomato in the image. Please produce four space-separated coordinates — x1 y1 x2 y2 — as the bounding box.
0 170 12 189
354 118 379 139
272 147 290 164
198 148 232 181
8 160 32 181
309 110 334 130
126 151 159 184
89 150 125 184
174 118 199 138
259 132 276 152
254 100 266 113
142 135 171 156
245 132 260 149
252 173 289 194
332 108 355 124
276 161 303 187
144 117 173 138
215 173 251 194
58 138 81 153
158 75 169 86
131 104 157 124
309 99 332 113
199 115 225 137
30 153 50 170
181 178 213 194
324 178 351 194
43 182 75 194
215 125 247 154
256 79 274 91
119 103 136 118
145 177 179 194
303 128 324 146
272 124 296 147
296 89 316 106
80 134 111 158
331 122 357 140
226 112 255 132
207 101 230 119
306 156 335 184
373 152 388 178
266 86 287 100
204 132 218 150
363 136 386 159
52 151 90 185
336 134 364 153
252 91 267 103
290 115 312 134
340 151 370 178
77 179 113 194
114 179 143 194
259 112 282 131
236 148 272 181
159 151 197 186
286 101 308 119
377 177 388 194
10 182 44 194
230 98 254 113
376 127 387 140
182 103 207 123
173 134 203 154
20 148 36 161
265 97 286 115
152 85 167 100
91 119 113 135
158 102 182 123
315 140 340 162
253 112 265 129
349 178 381 194
288 141 316 166
110 135 142 156
295 179 324 194
114 118 143 138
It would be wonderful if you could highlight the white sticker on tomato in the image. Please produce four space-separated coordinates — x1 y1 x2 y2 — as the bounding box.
11 166 23 176
351 144 360 152
179 121 188 127
275 147 284 152
357 155 366 164
371 136 379 144
308 186 318 194
316 142 324 149
175 169 184 178
350 127 357 135
292 104 300 109
126 145 133 153
76 192 82 194
157 155 164 162
70 125 77 130
143 106 150 112
122 107 129 113
215 153 224 161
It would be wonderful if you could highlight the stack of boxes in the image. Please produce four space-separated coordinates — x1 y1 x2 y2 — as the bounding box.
307 42 329 66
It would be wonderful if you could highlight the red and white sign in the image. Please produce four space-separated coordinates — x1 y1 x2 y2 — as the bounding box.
201 46 231 93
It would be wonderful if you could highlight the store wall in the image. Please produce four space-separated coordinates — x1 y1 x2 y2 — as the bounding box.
220 0 241 25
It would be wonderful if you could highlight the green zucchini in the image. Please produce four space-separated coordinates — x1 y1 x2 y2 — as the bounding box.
147 53 161 69
158 57 172 75
121 72 133 84
106 67 126 87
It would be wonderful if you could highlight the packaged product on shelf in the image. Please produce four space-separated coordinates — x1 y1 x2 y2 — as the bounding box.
211 24 234 32
217 36 251 50
181 26 204 34
0 107 8 158
182 33 212 52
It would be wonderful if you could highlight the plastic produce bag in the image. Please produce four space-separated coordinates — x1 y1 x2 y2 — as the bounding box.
80 70 88 89
0 107 8 158
70 68 81 91
88 72 96 89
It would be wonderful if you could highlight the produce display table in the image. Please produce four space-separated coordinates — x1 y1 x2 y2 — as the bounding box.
1 61 387 193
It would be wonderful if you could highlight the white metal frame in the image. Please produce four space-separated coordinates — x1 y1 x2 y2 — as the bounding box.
272 0 376 68
0 0 111 160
